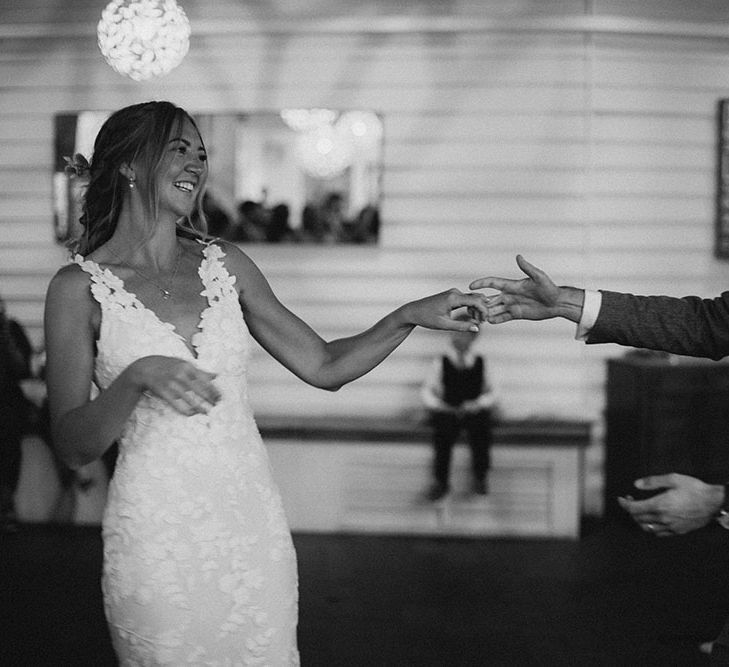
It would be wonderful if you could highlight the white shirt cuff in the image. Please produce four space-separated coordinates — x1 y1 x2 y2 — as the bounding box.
575 290 602 341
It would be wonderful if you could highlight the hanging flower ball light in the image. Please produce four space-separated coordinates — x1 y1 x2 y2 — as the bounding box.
97 0 191 82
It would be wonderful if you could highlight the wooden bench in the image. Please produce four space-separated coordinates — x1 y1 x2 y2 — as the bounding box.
15 415 591 538
259 415 592 539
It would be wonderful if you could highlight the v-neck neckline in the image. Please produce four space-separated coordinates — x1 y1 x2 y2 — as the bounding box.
84 253 212 361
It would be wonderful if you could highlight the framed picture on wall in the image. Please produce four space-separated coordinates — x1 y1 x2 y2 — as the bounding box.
716 99 729 258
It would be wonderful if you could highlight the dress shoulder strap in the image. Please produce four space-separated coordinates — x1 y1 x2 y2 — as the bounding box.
197 241 238 303
73 253 102 277
73 254 134 308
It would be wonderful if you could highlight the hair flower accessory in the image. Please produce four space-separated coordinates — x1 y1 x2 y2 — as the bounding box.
64 153 91 178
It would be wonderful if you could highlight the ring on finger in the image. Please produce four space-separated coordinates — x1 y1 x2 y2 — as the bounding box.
645 522 655 532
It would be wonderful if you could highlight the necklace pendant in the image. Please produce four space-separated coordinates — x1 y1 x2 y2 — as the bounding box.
161 289 171 299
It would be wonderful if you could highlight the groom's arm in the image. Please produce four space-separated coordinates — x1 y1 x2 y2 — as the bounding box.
587 290 729 361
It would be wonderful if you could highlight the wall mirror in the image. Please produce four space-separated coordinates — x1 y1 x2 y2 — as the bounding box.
53 109 384 245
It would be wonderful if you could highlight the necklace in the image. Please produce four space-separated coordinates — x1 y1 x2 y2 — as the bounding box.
107 243 182 300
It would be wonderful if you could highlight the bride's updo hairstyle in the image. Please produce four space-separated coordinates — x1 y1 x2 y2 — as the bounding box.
74 100 207 255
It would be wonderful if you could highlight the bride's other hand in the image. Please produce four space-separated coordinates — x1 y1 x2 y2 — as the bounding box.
127 355 222 415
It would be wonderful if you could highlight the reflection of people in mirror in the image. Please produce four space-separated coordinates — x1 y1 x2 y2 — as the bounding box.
201 194 380 245
300 202 325 242
298 192 346 243
45 100 490 664
229 199 267 242
347 204 380 244
199 191 231 239
265 203 299 243
318 191 346 243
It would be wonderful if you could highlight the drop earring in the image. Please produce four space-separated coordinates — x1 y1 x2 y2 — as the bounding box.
128 177 136 190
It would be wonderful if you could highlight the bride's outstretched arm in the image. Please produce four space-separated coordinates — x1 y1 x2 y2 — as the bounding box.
225 244 488 391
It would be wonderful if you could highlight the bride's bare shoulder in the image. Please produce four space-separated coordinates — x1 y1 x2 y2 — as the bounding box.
46 261 99 310
209 239 260 272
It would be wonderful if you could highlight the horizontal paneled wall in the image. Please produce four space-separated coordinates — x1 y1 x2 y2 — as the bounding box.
2 0 729 421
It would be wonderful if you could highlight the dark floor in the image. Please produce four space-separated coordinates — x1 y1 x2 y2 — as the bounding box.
2 518 729 666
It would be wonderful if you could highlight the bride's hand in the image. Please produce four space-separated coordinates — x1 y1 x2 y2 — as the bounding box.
402 288 488 332
126 355 222 416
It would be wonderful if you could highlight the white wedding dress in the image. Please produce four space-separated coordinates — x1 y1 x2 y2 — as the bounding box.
75 242 299 666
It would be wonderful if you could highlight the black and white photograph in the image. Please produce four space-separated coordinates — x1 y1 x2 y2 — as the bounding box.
3 1 729 665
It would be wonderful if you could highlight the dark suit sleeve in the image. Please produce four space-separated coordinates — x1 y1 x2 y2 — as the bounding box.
586 290 729 361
